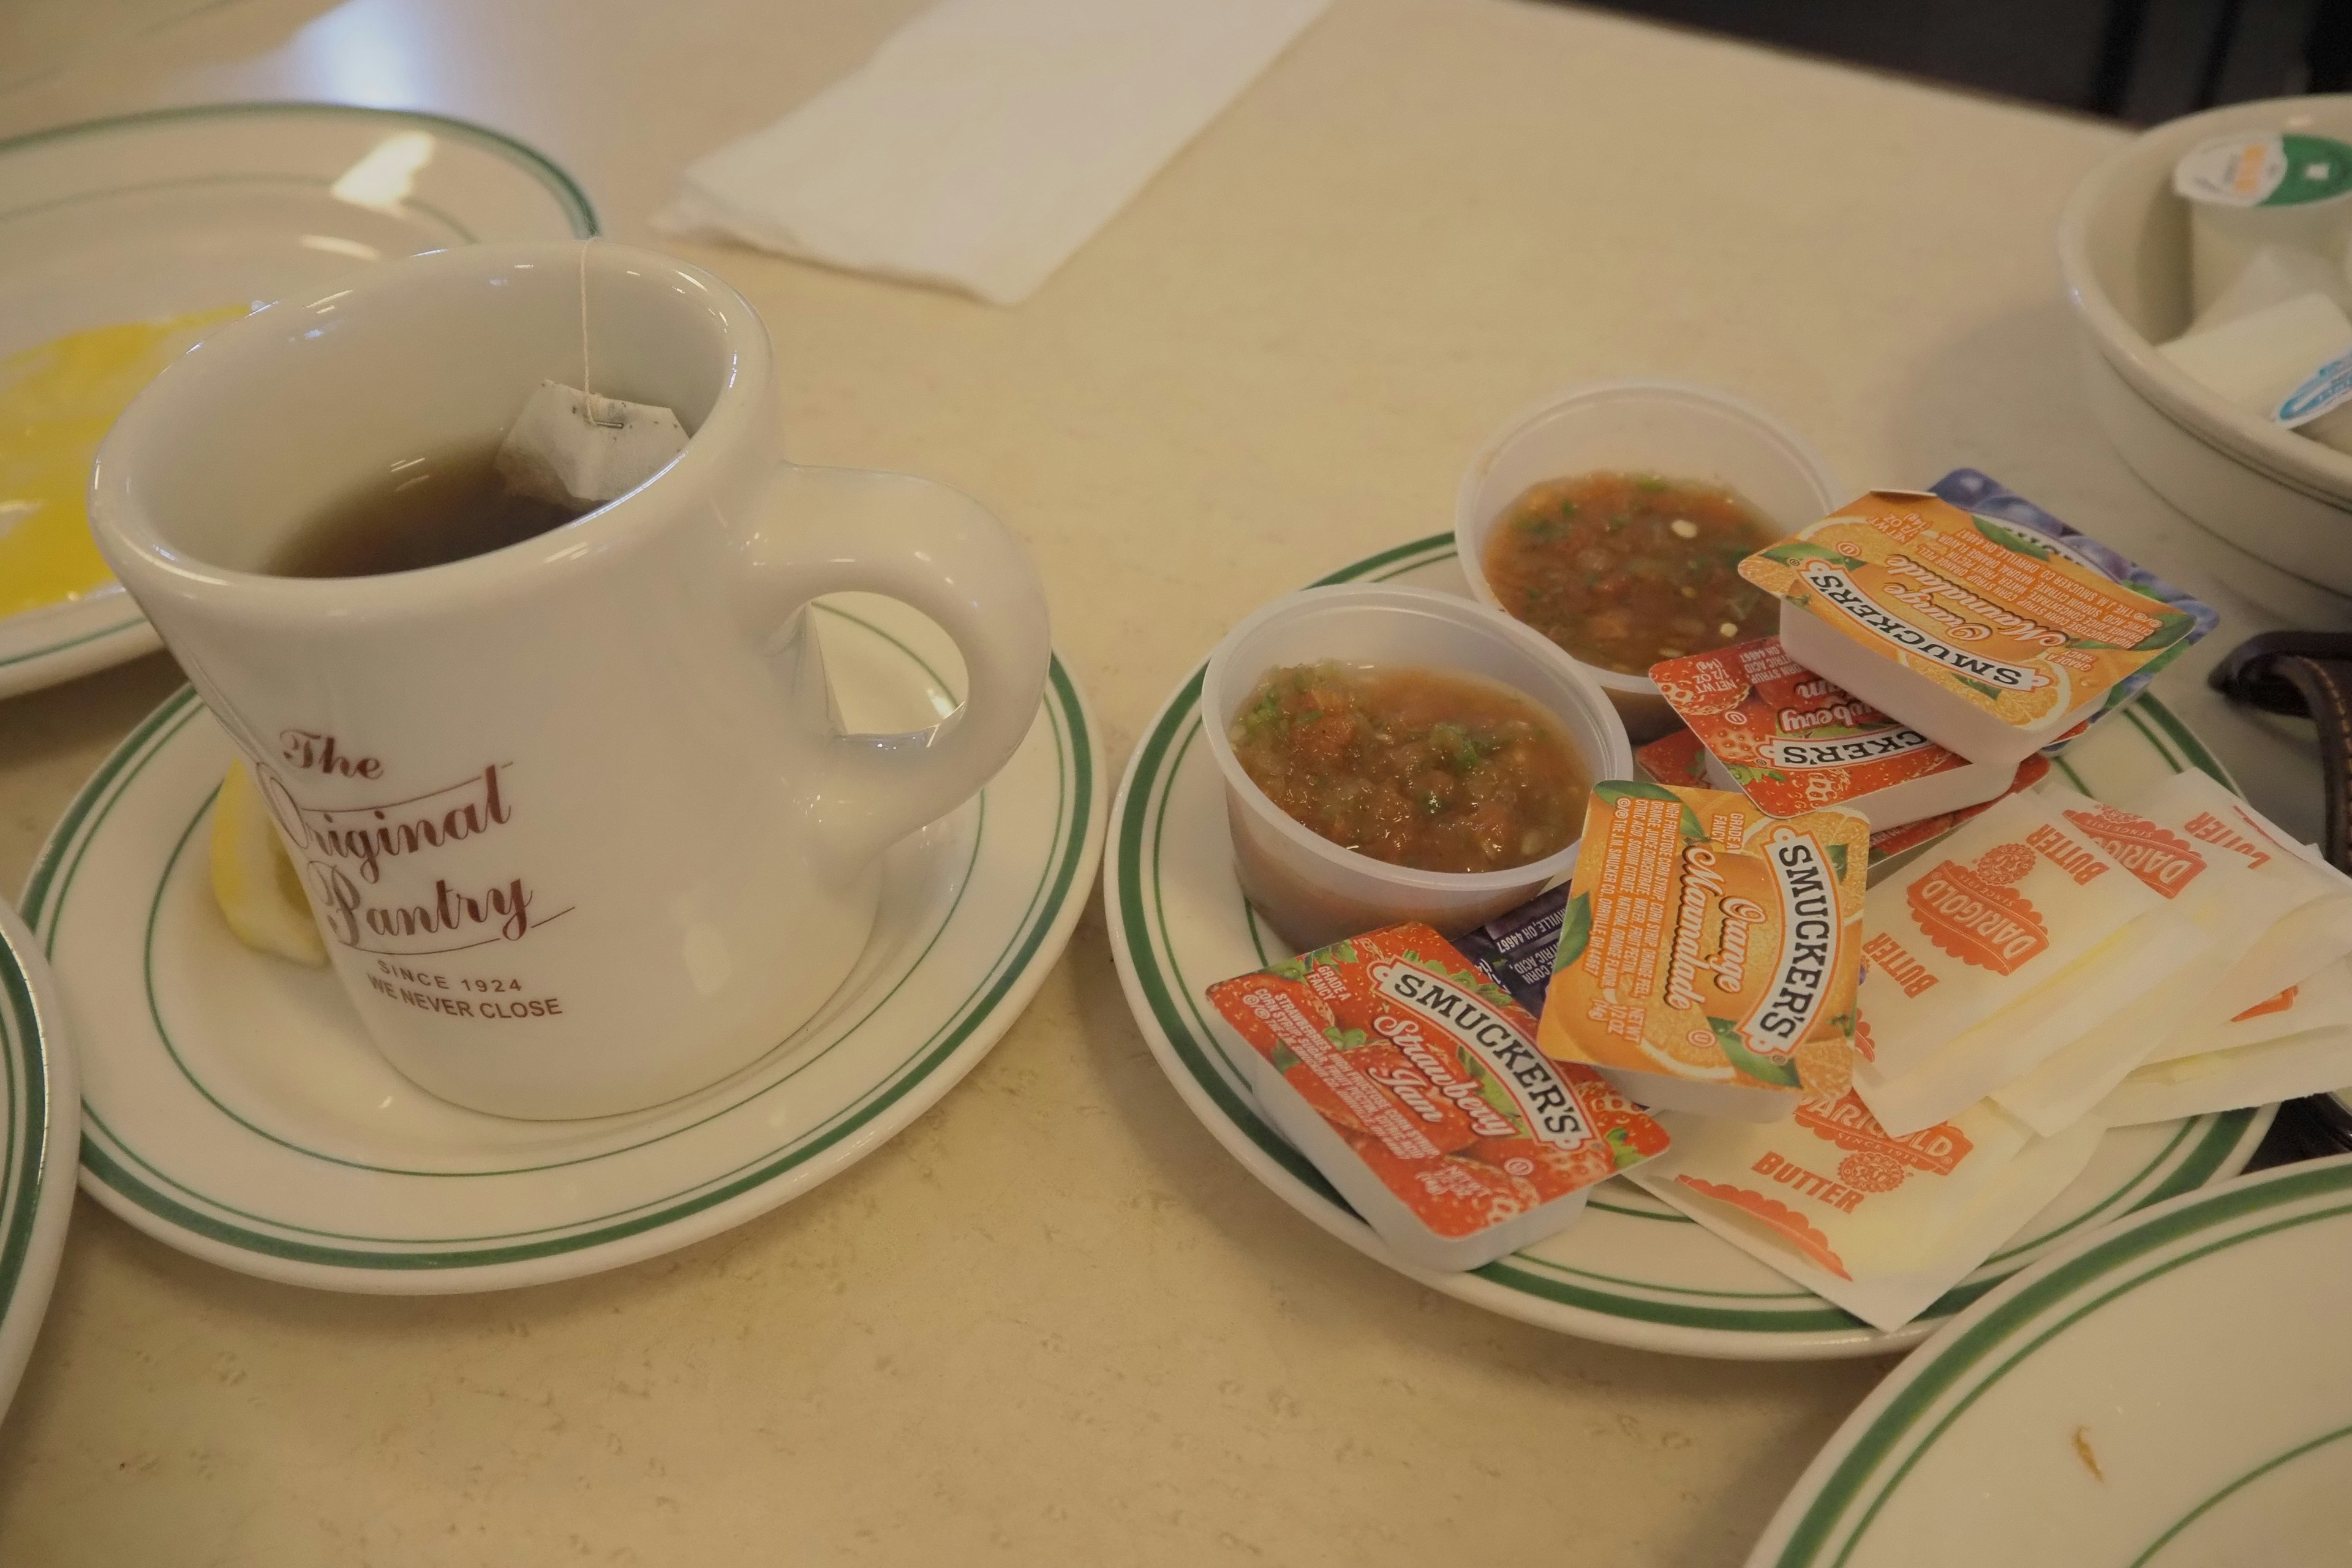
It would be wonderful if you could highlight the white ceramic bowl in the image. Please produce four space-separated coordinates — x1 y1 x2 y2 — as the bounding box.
1200 585 1634 953
1453 380 1844 741
2058 95 2352 606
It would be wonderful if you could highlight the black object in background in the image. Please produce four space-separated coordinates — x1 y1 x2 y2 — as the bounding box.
1564 0 2345 124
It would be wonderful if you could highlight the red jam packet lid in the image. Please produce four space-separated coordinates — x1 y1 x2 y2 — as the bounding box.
1639 724 2049 883
1205 923 1670 1273
1649 637 2013 829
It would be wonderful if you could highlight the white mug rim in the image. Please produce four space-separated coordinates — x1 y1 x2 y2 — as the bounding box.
91 241 767 622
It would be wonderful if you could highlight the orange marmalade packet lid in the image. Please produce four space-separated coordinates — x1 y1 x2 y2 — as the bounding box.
1537 783 1869 1119
1205 923 1670 1272
1738 492 2196 735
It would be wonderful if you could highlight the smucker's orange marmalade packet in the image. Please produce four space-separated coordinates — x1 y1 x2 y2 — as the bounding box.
1537 783 1869 1118
1206 924 1670 1270
1738 492 2196 733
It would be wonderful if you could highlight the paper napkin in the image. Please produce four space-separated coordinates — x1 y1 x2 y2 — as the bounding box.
657 0 1327 306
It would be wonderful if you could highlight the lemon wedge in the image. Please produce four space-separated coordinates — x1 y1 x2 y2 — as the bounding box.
209 760 327 967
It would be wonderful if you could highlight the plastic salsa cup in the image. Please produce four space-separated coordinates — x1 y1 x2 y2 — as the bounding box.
1452 379 1844 743
1199 584 1633 954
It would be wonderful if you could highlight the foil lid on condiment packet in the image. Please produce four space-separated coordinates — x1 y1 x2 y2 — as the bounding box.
1738 492 2200 767
1626 1093 2103 1332
1924 471 2217 743
1537 782 1868 1120
1853 790 2195 1137
1650 636 2018 829
1452 885 1571 1019
1635 726 2048 886
1205 923 1669 1272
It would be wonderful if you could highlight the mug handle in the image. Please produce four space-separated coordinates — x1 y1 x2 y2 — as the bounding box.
736 462 1052 876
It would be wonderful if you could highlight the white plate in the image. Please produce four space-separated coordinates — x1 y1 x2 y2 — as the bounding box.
0 902 79 1419
1104 533 2274 1360
0 103 595 699
1750 1153 2352 1565
21 597 1104 1293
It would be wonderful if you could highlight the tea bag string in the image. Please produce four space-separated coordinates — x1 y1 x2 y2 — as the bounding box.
579 239 623 428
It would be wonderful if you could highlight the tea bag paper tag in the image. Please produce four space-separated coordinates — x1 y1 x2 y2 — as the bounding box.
496 380 688 509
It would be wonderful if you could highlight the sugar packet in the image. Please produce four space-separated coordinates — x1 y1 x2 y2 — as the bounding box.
1205 923 1670 1272
1626 1091 2103 1332
1989 788 2306 1135
1853 791 2194 1137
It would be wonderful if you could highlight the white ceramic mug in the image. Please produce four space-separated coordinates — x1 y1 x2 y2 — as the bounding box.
91 242 1050 1119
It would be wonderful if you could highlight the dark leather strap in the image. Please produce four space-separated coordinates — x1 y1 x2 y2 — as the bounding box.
2209 631 2352 873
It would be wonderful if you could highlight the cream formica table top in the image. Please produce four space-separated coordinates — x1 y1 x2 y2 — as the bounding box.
0 1 2332 1562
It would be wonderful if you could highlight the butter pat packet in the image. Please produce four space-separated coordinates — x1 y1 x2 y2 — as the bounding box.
1205 923 1670 1272
1650 637 2018 829
2095 1023 2352 1126
1990 790 2305 1136
1855 791 2187 1137
1626 1093 2104 1332
2114 771 2352 1061
2206 956 2352 1054
1537 783 1868 1120
1740 492 2200 768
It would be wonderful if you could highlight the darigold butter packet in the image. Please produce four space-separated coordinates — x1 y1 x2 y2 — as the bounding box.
1853 791 2199 1137
1537 782 1868 1120
1626 1092 2103 1332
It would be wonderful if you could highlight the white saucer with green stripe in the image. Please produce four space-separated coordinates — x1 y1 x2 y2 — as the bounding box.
1750 1154 2352 1565
0 902 78 1417
23 597 1102 1292
1104 533 2273 1360
0 103 595 699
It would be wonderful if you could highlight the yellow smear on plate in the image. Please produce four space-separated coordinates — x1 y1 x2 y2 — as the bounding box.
0 305 247 619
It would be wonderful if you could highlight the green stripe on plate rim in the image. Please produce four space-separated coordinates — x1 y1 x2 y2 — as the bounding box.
0 925 47 1344
25 655 1093 1269
1765 1159 2352 1567
0 102 598 673
1114 531 2258 1336
0 102 598 238
0 612 145 671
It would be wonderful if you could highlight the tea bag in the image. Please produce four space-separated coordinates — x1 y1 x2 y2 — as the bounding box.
1626 1093 2103 1332
495 381 688 510
492 243 690 511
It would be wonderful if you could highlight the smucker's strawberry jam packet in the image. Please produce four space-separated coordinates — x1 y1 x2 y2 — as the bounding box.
1626 1091 2103 1332
1205 923 1670 1272
1537 783 1869 1121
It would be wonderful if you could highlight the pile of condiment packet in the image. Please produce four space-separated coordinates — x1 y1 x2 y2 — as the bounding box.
1196 480 2352 1333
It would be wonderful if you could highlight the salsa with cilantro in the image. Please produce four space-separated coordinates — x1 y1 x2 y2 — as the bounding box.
1229 662 1588 874
1483 470 1778 676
